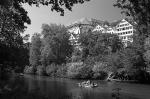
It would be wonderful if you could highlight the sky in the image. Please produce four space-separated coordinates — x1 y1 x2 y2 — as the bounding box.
23 0 124 38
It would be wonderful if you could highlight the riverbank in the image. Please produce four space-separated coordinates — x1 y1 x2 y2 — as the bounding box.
19 73 150 85
23 60 150 84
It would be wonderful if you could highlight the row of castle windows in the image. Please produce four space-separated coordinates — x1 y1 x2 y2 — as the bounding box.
117 26 133 31
120 36 132 40
117 31 133 35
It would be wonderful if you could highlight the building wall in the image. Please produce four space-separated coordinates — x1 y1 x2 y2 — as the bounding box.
115 19 134 43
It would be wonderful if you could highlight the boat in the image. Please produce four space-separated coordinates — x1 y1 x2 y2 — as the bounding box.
78 81 98 88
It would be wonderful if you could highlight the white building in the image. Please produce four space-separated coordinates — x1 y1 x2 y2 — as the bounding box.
92 19 135 46
67 18 136 47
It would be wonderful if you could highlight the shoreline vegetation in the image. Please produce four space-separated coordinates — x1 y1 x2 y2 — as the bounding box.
23 62 150 84
21 23 150 84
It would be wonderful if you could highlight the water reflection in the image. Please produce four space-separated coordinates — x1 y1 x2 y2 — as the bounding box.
1 74 150 99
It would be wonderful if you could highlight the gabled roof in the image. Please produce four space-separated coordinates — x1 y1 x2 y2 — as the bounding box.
110 18 136 27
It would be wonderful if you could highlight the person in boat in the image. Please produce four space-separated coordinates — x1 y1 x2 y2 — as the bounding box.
78 80 98 87
80 80 91 87
87 80 91 85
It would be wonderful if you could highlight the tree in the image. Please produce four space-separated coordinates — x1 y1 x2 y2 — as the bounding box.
29 33 41 67
114 0 150 75
0 0 31 71
144 37 150 70
41 24 73 65
0 0 90 16
0 3 30 46
78 31 123 61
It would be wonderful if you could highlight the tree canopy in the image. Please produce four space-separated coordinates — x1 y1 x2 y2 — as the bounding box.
39 24 73 65
78 31 123 61
29 33 41 67
0 0 90 16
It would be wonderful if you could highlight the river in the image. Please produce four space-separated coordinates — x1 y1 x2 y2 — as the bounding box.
1 74 150 99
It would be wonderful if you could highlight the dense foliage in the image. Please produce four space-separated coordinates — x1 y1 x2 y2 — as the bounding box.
41 24 73 65
0 0 30 75
78 31 123 61
29 33 41 67
25 24 73 76
0 0 90 74
113 0 150 82
0 0 90 16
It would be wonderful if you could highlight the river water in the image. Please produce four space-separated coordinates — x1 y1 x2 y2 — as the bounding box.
1 74 150 99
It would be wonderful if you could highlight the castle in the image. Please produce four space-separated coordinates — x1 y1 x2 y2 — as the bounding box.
67 18 136 47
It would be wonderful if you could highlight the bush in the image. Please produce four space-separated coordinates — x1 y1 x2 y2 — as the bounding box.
84 57 95 66
79 64 93 79
67 62 82 78
92 62 108 79
24 66 35 74
67 62 93 79
46 64 58 77
105 53 122 73
36 65 46 76
55 64 68 78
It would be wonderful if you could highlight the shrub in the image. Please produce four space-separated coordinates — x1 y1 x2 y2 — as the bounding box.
92 62 108 79
55 64 68 78
24 66 35 74
79 64 93 79
84 57 95 66
36 65 46 76
105 53 122 73
67 62 82 78
67 62 93 79
46 64 58 77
